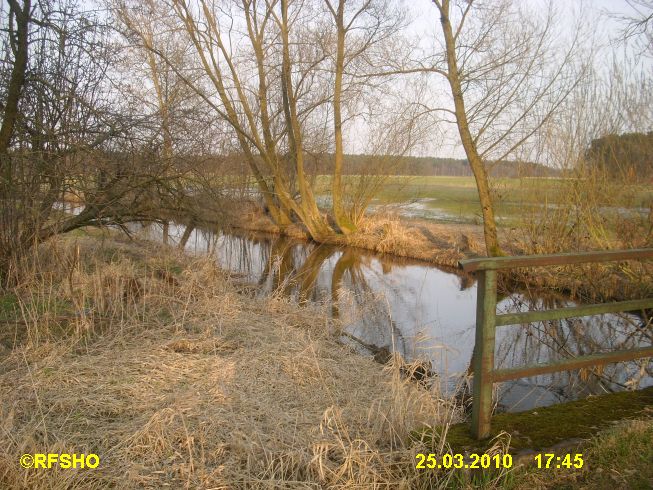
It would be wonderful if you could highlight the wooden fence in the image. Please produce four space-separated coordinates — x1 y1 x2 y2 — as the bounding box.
459 248 653 439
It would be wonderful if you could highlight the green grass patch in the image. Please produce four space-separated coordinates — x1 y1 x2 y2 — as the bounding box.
313 175 653 225
0 293 20 322
207 173 653 227
507 417 653 489
417 387 653 454
411 389 653 489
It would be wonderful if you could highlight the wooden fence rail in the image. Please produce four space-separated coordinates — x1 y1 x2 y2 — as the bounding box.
459 248 653 439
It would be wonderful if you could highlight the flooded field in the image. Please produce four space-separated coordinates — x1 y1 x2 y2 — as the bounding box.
131 220 653 413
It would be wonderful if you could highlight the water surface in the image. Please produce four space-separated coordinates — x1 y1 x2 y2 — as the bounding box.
132 221 653 412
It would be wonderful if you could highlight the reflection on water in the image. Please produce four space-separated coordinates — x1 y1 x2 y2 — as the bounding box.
133 220 652 412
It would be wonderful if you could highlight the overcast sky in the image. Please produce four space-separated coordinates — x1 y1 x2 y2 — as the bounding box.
82 0 652 160
391 0 653 159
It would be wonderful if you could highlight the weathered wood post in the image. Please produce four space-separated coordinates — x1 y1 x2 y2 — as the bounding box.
461 248 653 440
471 269 497 439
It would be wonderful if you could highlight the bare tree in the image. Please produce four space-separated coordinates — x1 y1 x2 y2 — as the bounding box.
116 0 421 242
427 0 589 256
321 0 411 234
164 0 307 230
615 0 653 57
0 0 195 283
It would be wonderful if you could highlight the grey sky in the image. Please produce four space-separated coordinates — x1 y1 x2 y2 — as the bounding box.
393 0 652 159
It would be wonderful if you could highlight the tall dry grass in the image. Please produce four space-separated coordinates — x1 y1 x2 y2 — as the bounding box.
0 234 475 489
507 167 653 301
348 214 485 268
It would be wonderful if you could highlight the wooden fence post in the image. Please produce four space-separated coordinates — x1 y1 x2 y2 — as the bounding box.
471 269 497 439
461 248 653 440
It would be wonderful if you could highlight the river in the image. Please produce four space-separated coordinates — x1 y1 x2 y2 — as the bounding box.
123 219 653 413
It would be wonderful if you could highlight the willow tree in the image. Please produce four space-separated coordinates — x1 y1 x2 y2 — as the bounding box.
321 0 407 234
277 0 332 239
117 0 416 241
141 0 332 239
429 0 588 256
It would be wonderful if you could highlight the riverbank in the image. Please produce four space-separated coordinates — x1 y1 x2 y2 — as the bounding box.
0 234 651 488
225 204 487 268
221 206 653 303
0 234 459 488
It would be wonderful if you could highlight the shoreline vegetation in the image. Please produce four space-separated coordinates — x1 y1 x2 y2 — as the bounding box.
192 199 653 304
59 170 653 303
1 0 651 487
0 233 650 488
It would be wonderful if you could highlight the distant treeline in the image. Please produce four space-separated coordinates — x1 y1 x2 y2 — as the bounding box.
586 132 653 182
310 154 560 177
203 153 560 178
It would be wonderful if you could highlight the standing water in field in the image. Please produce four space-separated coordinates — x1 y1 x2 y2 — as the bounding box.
133 221 652 413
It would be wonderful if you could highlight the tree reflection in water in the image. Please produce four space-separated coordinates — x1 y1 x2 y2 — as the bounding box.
494 294 653 411
133 221 652 412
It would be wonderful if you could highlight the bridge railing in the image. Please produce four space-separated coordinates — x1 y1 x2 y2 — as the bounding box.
458 248 653 439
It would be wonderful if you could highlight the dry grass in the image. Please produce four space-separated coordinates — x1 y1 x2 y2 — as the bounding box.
346 214 485 268
505 168 653 302
229 203 486 268
0 235 463 488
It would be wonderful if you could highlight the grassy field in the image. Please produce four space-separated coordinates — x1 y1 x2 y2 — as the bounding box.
310 175 653 226
205 174 652 228
367 176 652 225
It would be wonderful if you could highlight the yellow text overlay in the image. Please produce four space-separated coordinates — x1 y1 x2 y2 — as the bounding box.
20 453 100 469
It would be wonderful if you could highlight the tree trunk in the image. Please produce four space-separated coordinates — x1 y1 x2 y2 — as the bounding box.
0 0 31 158
145 48 174 159
178 220 196 249
438 0 503 257
331 1 356 234
280 0 332 240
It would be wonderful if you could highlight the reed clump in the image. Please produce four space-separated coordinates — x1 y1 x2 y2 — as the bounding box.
506 167 653 302
347 214 485 267
0 234 464 488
